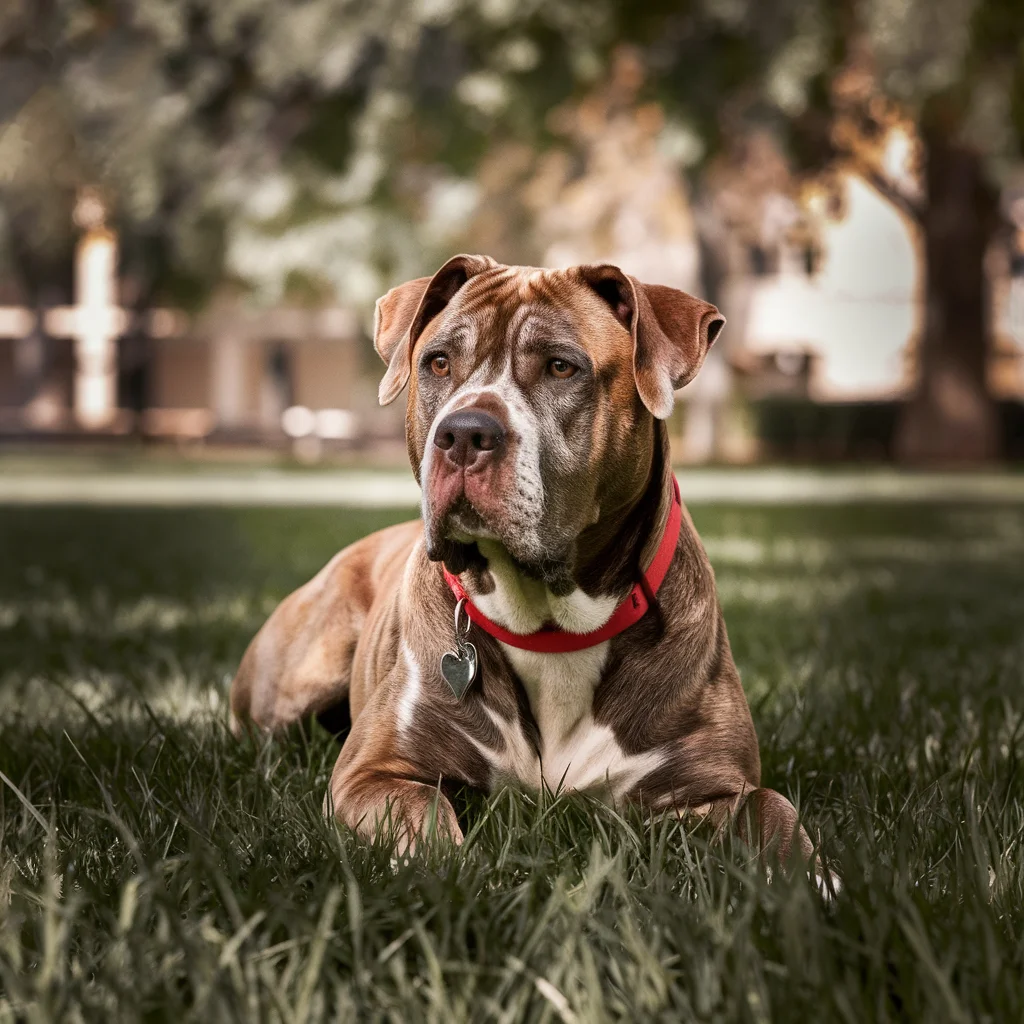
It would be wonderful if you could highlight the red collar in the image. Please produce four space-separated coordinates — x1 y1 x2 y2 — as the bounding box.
442 477 682 653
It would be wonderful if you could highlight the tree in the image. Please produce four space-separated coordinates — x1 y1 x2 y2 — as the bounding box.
1 0 417 309
770 0 1024 462
413 0 1024 464
2 0 616 406
1 1 810 305
507 0 1023 463
0 0 628 310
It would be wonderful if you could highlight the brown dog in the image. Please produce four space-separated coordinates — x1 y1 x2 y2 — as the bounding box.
230 254 817 871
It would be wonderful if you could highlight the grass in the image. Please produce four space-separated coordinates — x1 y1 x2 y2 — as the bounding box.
1 498 1023 1021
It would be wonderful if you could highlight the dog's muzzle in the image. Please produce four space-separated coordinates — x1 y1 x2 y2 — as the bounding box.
424 403 517 555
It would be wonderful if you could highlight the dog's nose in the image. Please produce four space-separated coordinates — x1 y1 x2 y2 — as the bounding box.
433 409 505 467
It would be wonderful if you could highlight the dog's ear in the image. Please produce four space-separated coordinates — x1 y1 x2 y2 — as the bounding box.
375 254 498 405
577 264 725 419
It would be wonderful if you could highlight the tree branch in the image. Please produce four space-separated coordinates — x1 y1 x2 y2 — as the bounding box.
845 156 925 225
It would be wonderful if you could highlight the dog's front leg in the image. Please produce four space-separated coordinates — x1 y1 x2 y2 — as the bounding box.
728 788 839 895
732 787 814 865
678 790 818 875
328 765 463 855
324 712 463 854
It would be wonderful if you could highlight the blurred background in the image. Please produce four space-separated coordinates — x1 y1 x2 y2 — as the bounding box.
3 0 1024 469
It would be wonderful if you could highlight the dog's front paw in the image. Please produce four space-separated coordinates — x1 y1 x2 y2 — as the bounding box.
325 773 464 855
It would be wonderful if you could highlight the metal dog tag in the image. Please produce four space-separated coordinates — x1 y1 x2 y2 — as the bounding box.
440 598 478 700
440 641 478 700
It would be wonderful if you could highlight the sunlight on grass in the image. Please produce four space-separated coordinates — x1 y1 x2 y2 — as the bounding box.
2 501 1023 1019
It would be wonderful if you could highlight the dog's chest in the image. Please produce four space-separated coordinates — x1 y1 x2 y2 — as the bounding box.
471 643 663 799
467 580 665 798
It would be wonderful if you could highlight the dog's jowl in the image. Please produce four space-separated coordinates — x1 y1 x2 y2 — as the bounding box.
230 255 818 872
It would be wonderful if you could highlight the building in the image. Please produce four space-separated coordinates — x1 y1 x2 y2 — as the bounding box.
0 196 383 449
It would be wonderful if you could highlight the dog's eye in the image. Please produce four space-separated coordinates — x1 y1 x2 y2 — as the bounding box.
547 358 577 379
430 355 450 377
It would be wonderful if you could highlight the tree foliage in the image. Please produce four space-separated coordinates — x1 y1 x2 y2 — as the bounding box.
0 0 816 308
0 0 599 306
3 0 1023 328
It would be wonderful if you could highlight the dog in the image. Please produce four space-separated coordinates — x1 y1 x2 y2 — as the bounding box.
230 254 818 873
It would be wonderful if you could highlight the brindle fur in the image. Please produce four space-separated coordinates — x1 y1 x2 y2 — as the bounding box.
231 256 816 869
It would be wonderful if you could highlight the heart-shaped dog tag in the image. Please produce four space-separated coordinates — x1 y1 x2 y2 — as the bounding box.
440 642 477 700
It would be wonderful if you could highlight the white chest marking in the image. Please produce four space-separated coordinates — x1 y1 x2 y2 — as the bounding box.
464 555 666 799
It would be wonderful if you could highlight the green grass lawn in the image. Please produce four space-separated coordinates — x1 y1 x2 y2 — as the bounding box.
1 500 1023 1021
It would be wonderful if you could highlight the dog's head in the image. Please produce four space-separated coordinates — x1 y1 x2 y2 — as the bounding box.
374 255 723 588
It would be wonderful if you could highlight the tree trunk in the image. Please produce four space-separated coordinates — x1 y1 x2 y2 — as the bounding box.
895 129 1000 463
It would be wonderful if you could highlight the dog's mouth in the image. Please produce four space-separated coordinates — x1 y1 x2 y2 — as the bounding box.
424 494 495 564
425 495 577 593
445 496 493 540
